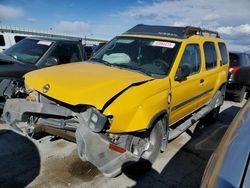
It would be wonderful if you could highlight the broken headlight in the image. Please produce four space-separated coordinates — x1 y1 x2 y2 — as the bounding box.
88 108 107 133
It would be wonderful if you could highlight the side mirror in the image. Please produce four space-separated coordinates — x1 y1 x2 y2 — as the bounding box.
234 66 250 87
45 57 59 67
175 65 191 82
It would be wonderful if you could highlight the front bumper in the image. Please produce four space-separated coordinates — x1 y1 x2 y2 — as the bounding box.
3 99 75 126
3 98 140 177
76 122 140 177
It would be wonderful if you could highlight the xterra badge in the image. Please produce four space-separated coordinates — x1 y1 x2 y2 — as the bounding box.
43 84 50 93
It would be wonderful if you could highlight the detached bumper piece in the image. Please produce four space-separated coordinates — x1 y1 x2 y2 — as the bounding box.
76 122 140 177
3 99 76 131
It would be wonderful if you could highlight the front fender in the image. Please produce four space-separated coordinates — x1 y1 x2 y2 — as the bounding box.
103 79 169 133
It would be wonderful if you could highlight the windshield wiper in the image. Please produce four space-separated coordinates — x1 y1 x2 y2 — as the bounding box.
90 58 113 67
113 64 154 77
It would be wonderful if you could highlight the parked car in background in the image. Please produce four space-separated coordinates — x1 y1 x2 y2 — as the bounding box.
201 66 250 188
84 45 97 59
0 36 86 110
94 42 106 52
0 32 28 52
84 42 107 59
3 24 228 177
226 52 250 102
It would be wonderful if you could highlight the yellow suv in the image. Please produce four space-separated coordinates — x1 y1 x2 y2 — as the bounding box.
3 24 229 177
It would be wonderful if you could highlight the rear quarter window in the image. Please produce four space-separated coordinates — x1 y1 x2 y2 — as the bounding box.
203 42 217 70
218 42 228 65
0 35 5 46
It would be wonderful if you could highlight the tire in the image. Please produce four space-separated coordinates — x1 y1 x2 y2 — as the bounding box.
125 120 163 163
205 106 221 122
234 86 246 103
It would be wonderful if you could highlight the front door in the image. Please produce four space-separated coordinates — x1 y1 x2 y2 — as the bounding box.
169 43 204 125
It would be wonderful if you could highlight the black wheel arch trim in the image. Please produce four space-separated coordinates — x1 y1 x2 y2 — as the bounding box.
147 110 168 129
218 81 227 96
146 109 169 152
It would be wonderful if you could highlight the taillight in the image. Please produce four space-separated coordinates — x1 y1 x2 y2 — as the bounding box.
229 66 240 74
228 66 240 78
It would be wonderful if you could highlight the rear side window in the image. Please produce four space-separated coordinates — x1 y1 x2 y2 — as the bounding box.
178 44 201 75
0 35 5 46
218 42 228 65
229 53 240 67
14 36 26 43
203 42 217 70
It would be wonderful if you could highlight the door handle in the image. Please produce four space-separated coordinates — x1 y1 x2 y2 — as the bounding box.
200 79 204 84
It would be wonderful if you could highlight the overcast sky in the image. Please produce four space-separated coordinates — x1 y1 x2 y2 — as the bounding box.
0 0 249 51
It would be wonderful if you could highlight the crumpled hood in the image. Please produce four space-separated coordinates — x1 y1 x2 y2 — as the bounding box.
25 62 153 109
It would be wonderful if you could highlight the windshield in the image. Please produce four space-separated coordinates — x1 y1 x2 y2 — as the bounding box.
91 37 180 77
3 38 53 64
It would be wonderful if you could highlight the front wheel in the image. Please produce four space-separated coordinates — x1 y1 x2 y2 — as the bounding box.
125 120 163 163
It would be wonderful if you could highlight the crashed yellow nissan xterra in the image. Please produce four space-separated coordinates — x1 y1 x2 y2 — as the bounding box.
3 24 229 177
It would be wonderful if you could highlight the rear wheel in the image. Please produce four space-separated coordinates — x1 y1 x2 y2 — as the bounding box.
206 106 221 121
234 86 246 102
125 120 163 163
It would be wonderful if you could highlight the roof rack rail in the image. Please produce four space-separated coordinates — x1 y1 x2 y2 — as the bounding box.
124 24 220 39
185 26 220 38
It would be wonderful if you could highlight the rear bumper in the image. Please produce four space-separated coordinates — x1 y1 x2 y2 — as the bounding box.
226 82 245 95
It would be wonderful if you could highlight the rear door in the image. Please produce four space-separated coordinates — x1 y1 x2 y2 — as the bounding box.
198 41 220 104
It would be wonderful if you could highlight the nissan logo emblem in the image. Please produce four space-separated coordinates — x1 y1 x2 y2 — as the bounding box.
43 84 50 93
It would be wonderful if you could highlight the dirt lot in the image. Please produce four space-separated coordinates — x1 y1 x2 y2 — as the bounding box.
0 100 245 188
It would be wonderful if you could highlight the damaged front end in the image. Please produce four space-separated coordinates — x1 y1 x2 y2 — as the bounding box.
3 93 140 177
0 78 27 110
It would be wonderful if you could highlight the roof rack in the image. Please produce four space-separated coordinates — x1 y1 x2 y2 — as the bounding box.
185 26 220 38
124 24 220 39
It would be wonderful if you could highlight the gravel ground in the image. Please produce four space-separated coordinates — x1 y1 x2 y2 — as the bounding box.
0 100 245 188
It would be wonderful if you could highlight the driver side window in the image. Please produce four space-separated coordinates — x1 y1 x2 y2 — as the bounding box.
178 44 201 75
